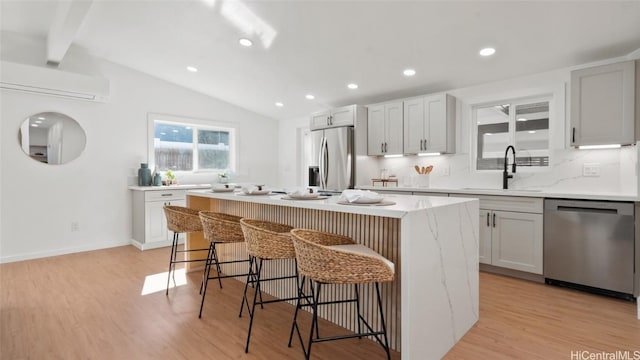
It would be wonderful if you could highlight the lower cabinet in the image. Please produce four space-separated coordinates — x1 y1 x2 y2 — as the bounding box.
454 194 543 274
132 189 188 250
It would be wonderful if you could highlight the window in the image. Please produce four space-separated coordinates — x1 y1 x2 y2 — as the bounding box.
148 114 236 173
474 97 551 170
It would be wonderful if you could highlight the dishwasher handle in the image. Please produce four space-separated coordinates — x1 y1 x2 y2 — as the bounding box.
545 199 633 216
557 206 618 215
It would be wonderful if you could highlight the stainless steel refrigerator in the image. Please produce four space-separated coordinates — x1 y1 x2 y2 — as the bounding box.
309 126 354 191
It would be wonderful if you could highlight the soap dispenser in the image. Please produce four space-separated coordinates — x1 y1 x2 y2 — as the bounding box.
153 172 162 186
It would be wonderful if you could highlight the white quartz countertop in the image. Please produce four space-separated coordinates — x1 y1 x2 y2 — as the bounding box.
187 189 477 218
129 184 211 191
358 185 639 202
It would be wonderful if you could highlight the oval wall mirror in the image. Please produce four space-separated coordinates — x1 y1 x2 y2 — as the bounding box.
18 112 87 164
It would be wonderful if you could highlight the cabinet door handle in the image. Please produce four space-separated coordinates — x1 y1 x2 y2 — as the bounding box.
572 127 576 144
384 142 388 152
381 143 384 153
330 115 333 125
492 213 496 228
424 139 427 149
486 213 490 227
420 139 423 151
161 193 173 197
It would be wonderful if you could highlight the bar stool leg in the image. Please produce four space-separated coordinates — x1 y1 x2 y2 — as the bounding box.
244 258 264 353
165 232 179 296
198 246 216 318
288 274 305 347
355 284 362 338
306 281 322 360
200 241 215 295
375 282 391 360
211 242 224 289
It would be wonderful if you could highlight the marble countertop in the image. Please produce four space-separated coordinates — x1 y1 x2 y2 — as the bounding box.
358 185 639 202
128 184 211 191
187 189 477 218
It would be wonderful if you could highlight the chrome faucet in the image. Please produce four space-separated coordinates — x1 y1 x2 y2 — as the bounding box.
503 145 516 189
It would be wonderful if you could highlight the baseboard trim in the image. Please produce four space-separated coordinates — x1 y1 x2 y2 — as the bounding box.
0 240 133 264
480 263 545 283
130 238 183 251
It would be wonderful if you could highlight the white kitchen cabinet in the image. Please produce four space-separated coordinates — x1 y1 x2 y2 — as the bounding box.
403 94 456 154
367 101 403 156
310 105 356 130
132 189 189 250
452 194 543 274
490 210 543 273
570 60 635 146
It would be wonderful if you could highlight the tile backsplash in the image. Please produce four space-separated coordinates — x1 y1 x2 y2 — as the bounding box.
375 144 637 195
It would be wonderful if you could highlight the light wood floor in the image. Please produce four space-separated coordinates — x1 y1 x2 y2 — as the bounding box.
1 245 638 359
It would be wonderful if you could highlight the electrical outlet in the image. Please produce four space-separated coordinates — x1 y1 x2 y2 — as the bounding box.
442 165 450 176
71 221 79 232
583 163 601 177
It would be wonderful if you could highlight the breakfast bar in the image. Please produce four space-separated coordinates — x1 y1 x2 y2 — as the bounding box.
186 190 479 359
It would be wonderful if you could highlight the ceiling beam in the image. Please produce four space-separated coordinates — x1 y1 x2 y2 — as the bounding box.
46 0 93 66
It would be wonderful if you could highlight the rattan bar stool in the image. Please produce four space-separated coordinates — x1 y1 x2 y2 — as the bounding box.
198 211 251 318
239 218 312 353
289 229 395 360
163 205 209 296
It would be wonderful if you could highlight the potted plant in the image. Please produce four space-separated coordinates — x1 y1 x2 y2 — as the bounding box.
218 171 229 184
165 169 176 185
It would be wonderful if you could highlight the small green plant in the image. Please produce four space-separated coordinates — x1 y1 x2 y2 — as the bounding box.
165 169 175 181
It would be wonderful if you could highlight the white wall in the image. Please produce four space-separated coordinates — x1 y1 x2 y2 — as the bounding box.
0 32 279 262
280 55 638 196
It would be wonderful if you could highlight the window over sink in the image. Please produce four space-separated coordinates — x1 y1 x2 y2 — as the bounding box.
473 96 551 170
148 113 236 173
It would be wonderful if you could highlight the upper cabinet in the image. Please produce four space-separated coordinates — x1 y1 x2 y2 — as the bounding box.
367 101 403 156
403 94 456 154
310 105 356 130
570 60 635 147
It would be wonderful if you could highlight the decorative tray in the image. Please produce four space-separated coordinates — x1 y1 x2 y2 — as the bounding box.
337 200 396 206
281 195 329 201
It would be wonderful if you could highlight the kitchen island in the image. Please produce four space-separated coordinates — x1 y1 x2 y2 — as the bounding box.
186 190 479 359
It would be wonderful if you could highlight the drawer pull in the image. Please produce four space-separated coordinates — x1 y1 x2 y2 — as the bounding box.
161 193 173 197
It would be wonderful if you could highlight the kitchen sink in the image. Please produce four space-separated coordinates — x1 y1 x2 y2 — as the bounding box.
461 187 542 192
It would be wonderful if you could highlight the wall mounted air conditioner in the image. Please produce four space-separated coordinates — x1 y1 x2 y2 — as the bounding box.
0 61 109 102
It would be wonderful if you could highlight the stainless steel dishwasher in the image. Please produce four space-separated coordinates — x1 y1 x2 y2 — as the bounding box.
544 199 635 298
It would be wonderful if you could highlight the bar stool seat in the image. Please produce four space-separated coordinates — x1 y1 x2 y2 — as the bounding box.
239 218 311 353
163 205 208 295
197 211 252 318
290 229 394 360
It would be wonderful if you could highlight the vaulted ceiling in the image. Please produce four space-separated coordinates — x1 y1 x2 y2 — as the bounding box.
2 0 640 120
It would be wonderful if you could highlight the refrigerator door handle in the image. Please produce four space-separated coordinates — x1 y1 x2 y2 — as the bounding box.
322 137 329 188
318 136 325 189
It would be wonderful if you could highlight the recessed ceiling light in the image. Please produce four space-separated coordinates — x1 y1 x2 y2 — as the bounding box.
31 124 38 127
305 94 315 100
275 102 284 107
403 69 416 77
347 83 358 90
239 38 253 47
37 116 45 120
35 120 43 124
517 118 527 121
186 66 198 72
479 47 496 56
